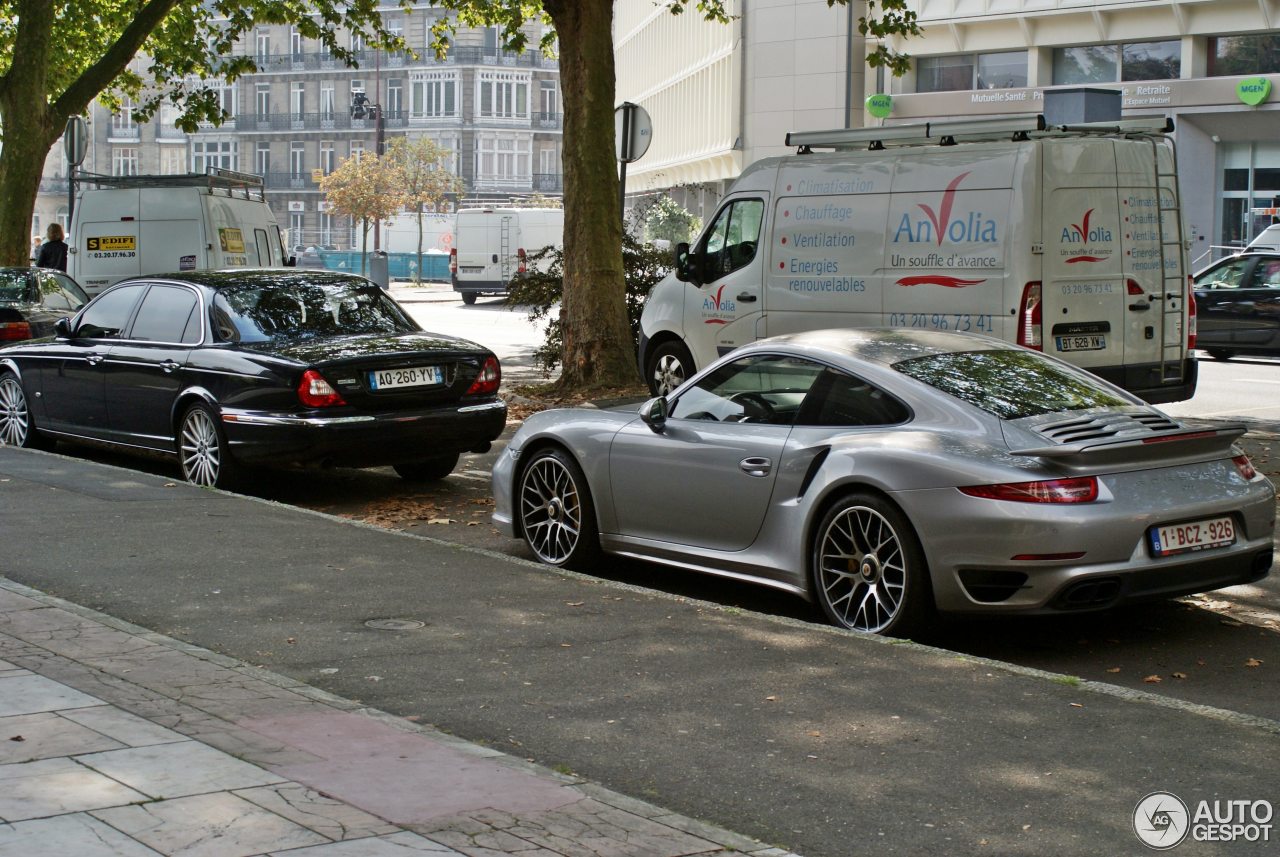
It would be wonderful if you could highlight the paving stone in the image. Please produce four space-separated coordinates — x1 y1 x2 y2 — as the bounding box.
0 757 149 820
92 791 328 857
0 711 125 764
234 782 400 841
61 705 189 748
268 829 465 855
455 801 722 857
0 811 160 856
77 740 285 800
0 674 102 717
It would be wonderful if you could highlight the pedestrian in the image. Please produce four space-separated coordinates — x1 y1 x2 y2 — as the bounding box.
36 223 68 271
30 235 41 264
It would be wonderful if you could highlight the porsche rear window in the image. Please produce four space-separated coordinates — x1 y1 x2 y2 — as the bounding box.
892 349 1133 420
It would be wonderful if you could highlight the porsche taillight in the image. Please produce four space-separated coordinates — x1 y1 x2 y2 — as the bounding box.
1017 281 1042 350
465 356 501 396
297 369 346 407
960 476 1099 504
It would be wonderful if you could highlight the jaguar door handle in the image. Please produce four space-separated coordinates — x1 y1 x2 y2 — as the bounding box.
740 457 772 477
84 353 105 366
160 360 180 374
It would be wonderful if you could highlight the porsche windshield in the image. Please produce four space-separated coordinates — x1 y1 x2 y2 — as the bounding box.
892 349 1135 420
212 281 417 343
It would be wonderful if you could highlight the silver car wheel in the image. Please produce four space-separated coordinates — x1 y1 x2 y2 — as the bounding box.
817 504 909 634
652 353 686 396
180 405 223 487
520 454 584 564
0 375 30 447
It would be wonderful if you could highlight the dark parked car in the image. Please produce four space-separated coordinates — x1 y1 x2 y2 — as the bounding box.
0 270 505 488
0 267 89 342
1192 252 1280 360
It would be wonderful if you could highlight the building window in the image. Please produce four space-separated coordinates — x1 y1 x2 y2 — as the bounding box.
411 71 457 118
256 84 270 117
320 83 335 119
112 98 137 135
350 140 365 162
255 29 270 63
319 212 334 246
1209 34 1280 76
425 135 459 174
193 140 237 172
160 147 186 175
290 211 305 242
290 27 303 60
916 51 1027 93
386 79 403 119
255 142 270 177
290 82 305 120
539 80 558 120
112 147 138 176
160 101 181 130
477 71 529 120
476 134 531 184
320 141 335 174
290 142 305 177
1052 41 1179 85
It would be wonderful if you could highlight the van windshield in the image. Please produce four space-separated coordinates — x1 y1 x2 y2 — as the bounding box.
892 349 1135 420
212 281 418 343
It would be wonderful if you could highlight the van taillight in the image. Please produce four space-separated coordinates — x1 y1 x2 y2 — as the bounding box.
449 248 457 275
1126 278 1144 296
517 247 527 274
1017 281 1042 350
1187 278 1197 350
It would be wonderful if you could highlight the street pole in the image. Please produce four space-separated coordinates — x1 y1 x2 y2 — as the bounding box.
374 48 382 253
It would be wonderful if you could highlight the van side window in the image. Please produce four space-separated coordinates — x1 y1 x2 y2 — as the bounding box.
700 199 764 280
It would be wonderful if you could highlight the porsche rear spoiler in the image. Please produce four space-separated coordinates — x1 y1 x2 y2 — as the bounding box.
1009 422 1247 464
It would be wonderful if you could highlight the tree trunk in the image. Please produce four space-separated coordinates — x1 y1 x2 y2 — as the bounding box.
545 0 639 392
361 217 369 275
0 5 59 266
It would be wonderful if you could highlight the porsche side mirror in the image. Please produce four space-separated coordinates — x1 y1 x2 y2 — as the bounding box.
673 242 700 285
54 317 72 339
640 396 668 433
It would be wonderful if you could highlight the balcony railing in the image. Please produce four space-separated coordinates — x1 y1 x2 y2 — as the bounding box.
243 46 554 73
39 178 71 194
532 173 563 193
230 110 411 132
263 171 320 190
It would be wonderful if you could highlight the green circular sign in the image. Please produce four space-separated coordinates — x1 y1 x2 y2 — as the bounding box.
866 93 893 120
1237 77 1272 106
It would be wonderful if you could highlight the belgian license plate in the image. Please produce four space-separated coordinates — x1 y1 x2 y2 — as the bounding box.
1149 516 1236 557
369 365 443 391
1056 334 1106 352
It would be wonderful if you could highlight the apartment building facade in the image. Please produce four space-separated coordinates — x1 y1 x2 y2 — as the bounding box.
34 4 562 250
615 0 1280 260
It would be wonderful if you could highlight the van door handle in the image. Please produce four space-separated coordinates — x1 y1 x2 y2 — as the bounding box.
737 292 758 302
740 457 772 477
84 353 105 366
491 254 498 263
1128 302 1150 311
160 360 180 374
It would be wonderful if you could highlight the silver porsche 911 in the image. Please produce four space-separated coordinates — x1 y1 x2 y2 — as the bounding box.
491 329 1275 636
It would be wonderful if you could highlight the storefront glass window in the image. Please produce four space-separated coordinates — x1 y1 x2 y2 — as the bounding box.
977 52 1028 89
1209 34 1280 76
1121 41 1180 81
1053 45 1119 84
917 55 975 93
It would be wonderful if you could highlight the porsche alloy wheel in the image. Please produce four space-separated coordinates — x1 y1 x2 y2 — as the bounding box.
518 447 600 570
813 493 933 636
179 403 239 489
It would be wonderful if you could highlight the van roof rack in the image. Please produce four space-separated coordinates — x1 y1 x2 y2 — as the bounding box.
75 168 265 195
786 114 1174 151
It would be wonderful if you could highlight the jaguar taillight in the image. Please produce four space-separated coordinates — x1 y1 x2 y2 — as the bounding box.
465 356 501 396
297 369 347 407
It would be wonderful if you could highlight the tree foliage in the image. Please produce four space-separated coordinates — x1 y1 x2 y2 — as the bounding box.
382 136 464 283
643 194 701 245
318 152 404 273
0 0 408 265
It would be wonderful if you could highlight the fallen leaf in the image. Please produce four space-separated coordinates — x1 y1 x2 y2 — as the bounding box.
560 643 572 648
1143 674 1163 683
1171 672 1187 679
286 637 296 645
1245 658 1263 668
1069 703 1084 708
1221 619 1244 627
1106 667 1121 673
1022 824 1033 831
163 482 176 488
1196 658 1207 666
765 695 779 702
8 735 24 742
427 518 454 525
565 601 585 607
806 730 822 737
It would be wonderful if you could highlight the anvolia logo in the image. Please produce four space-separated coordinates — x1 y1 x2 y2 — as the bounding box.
892 172 997 289
1061 208 1113 264
702 284 735 324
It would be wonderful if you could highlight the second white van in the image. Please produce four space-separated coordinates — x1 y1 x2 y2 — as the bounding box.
450 207 564 305
638 115 1196 404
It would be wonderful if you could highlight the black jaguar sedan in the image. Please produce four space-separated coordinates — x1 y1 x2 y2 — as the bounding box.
0 266 89 341
0 270 506 488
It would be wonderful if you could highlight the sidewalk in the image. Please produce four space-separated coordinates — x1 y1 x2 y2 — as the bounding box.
0 578 791 857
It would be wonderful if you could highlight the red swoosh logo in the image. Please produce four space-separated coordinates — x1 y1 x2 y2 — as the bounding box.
916 172 971 246
1065 255 1108 264
896 275 986 288
711 283 727 310
704 319 729 325
1072 208 1094 242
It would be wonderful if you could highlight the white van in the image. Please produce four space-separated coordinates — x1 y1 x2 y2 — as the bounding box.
639 114 1196 404
450 206 564 305
70 169 288 295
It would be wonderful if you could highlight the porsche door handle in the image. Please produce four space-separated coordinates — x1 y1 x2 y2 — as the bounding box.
740 457 772 477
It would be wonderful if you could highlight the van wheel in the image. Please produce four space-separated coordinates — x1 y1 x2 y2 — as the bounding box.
1206 348 1235 361
647 340 695 396
461 293 477 306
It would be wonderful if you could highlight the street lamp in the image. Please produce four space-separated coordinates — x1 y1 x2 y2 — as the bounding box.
350 88 385 252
